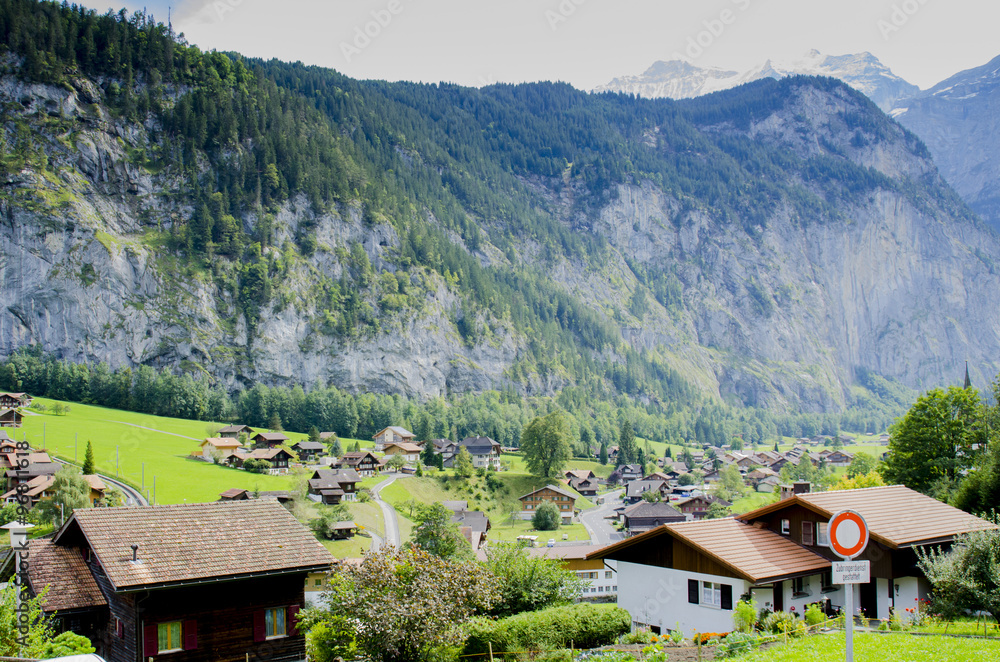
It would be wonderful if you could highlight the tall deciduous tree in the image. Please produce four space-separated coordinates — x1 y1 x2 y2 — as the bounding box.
303 546 498 662
531 502 561 531
917 525 1000 624
484 542 584 617
409 503 468 560
520 411 572 479
35 466 90 525
882 387 986 495
453 447 475 478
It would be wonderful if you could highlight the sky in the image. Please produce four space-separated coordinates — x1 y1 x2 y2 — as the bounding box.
79 0 1000 91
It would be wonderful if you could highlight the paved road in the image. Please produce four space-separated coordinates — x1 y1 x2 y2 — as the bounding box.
371 474 404 548
580 488 625 546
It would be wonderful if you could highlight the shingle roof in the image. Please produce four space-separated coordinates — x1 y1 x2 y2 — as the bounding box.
253 432 289 442
1 474 106 500
384 442 422 453
527 544 605 560
741 485 997 548
452 510 490 533
293 441 326 451
201 437 242 448
589 518 831 583
519 484 578 501
54 500 333 591
623 501 683 519
626 480 669 499
27 539 107 612
217 425 253 434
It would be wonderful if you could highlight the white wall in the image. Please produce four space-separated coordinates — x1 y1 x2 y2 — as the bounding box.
577 560 618 598
616 561 748 636
894 576 929 622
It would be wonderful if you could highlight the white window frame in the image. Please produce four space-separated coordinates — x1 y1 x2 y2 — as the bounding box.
817 522 829 547
780 519 790 535
701 581 722 608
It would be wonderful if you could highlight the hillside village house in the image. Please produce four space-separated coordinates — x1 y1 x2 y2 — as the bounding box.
0 409 22 428
588 485 997 636
216 424 253 439
198 437 242 462
307 468 361 504
252 431 289 449
519 485 578 524
333 451 381 477
291 440 326 463
372 426 415 451
674 494 732 520
527 545 618 599
0 392 28 408
454 436 502 469
624 479 670 504
568 476 599 497
383 442 422 463
622 501 685 535
2 474 107 507
19 500 333 662
248 447 293 472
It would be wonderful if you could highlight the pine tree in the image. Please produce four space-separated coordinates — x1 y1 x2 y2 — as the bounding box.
82 440 95 475
599 441 608 466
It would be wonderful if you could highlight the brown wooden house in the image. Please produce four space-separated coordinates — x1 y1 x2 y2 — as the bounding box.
25 500 333 662
291 441 326 462
0 392 28 409
519 484 577 524
252 432 289 449
216 424 254 439
333 451 381 477
307 469 361 504
372 426 415 451
0 409 22 428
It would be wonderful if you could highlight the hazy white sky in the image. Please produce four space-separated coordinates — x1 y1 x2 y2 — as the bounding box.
83 0 1000 91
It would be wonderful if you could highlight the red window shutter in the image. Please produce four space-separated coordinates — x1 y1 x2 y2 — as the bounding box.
182 619 198 650
287 605 301 634
143 624 158 656
253 610 266 642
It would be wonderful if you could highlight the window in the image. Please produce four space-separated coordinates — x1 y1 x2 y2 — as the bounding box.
158 621 182 653
817 522 829 547
821 570 836 592
314 579 322 587
702 582 722 608
265 608 287 638
802 521 815 546
605 571 613 579
793 577 811 598
780 519 790 535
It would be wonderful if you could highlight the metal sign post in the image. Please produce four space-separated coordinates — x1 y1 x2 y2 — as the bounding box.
828 509 870 662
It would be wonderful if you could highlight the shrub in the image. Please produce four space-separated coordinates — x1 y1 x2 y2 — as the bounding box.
462 603 630 656
734 599 758 633
761 611 796 635
715 632 761 658
577 651 634 662
804 603 826 627
243 458 271 474
620 628 655 645
532 502 561 531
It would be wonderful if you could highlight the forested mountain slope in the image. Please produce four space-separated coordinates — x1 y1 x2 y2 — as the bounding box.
0 0 996 416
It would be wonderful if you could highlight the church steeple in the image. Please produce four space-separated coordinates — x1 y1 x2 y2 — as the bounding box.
964 361 972 389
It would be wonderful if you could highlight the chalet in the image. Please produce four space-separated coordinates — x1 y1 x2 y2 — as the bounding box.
624 480 670 504
622 501 684 535
0 409 22 428
455 436 502 470
318 432 337 442
198 437 242 462
5 459 60 491
232 448 294 473
2 474 107 507
450 508 491 551
22 500 333 662
218 489 294 507
251 432 289 449
589 485 996 636
527 545 618 599
383 442 422 463
757 475 782 493
822 450 854 467
372 426 415 451
307 469 361 505
291 441 327 463
0 392 28 408
569 476 599 497
218 488 251 501
779 481 814 501
619 464 644 482
216 424 254 439
519 484 577 524
333 451 381 477
566 469 597 482
327 521 358 540
673 494 731 520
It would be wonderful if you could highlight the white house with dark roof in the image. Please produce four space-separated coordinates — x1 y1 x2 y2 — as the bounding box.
373 426 415 451
589 485 997 635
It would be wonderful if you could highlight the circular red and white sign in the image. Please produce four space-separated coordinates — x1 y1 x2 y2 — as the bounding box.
828 509 869 559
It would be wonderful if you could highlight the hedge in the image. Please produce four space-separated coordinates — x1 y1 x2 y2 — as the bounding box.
462 603 631 655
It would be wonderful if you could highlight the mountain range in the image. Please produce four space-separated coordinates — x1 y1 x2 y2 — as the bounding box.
597 50 1000 233
1 0 998 421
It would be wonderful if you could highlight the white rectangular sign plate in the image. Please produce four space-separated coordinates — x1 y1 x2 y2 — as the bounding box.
833 560 870 584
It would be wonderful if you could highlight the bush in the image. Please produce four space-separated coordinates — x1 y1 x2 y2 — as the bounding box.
620 628 655 645
243 458 272 474
715 632 761 658
734 599 757 633
462 603 630 656
532 502 561 531
761 611 797 635
576 651 634 662
804 603 826 627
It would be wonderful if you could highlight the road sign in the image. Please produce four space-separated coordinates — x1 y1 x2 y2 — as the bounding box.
829 509 869 559
833 560 870 584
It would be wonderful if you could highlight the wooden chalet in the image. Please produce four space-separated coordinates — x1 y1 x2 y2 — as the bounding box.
622 501 684 534
251 432 289 449
568 476 599 497
518 484 577 524
198 437 242 462
565 469 597 482
0 392 28 409
624 479 670 504
23 500 333 662
248 448 293 471
372 426 415 451
673 494 731 520
307 469 361 504
290 441 326 463
216 424 254 439
0 409 22 428
589 485 997 636
382 442 422 463
333 451 381 477
2 474 106 507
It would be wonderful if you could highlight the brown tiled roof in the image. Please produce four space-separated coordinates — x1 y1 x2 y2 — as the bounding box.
1 474 106 500
27 539 107 612
589 518 830 583
54 500 333 590
384 442 422 453
741 485 997 548
201 437 242 449
254 432 289 441
219 488 249 499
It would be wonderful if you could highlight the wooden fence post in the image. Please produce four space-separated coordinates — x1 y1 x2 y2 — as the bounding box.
488 642 494 662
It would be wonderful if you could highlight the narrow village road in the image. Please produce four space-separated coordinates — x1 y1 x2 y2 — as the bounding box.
371 474 404 547
106 421 200 440
580 488 624 546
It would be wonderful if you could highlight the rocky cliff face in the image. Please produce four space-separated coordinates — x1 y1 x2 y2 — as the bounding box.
893 54 1000 233
1 71 997 411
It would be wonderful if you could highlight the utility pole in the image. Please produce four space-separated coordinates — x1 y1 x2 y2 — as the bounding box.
75 433 78 462
116 446 119 478
142 463 145 491
153 477 156 505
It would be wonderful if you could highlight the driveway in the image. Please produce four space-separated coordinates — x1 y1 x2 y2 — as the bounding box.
580 488 625 546
371 474 405 547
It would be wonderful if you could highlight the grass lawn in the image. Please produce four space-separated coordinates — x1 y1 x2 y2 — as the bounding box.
730 491 775 514
489 517 590 543
745 632 1000 662
913 619 1000 638
18 398 300 504
320 535 371 559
